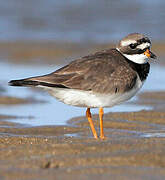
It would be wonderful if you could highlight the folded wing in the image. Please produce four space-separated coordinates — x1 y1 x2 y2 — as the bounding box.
9 49 137 94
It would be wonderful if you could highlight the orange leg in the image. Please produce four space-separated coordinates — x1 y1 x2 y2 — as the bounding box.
86 108 98 139
99 107 105 139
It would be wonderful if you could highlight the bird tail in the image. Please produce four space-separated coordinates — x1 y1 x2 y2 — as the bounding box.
8 79 67 88
8 79 40 87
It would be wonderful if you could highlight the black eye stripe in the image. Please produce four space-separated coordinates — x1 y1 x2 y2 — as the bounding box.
129 39 151 49
129 41 151 50
137 38 151 44
124 47 150 55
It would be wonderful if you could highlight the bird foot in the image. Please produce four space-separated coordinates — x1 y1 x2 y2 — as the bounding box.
100 135 106 140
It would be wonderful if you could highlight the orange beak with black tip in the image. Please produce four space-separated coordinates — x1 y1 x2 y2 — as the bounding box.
144 49 157 59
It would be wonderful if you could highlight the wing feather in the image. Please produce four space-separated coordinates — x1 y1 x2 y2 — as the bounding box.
28 49 138 94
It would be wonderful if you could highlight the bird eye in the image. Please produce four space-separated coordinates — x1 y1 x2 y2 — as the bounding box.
145 38 151 44
129 43 137 49
143 39 147 43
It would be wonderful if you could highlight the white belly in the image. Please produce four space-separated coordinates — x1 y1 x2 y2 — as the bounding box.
40 76 144 108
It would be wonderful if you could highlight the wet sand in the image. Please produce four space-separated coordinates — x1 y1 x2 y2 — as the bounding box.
0 41 113 65
0 41 163 62
0 41 165 179
0 91 165 180
0 96 45 105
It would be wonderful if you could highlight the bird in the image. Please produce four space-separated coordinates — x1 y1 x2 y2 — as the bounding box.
9 33 156 139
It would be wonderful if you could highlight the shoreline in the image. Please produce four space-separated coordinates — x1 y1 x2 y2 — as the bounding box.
0 91 165 179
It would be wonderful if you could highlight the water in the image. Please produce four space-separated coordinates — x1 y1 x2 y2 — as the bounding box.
141 132 165 138
0 0 165 42
0 62 164 126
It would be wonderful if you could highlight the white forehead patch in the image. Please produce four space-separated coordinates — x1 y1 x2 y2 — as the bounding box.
137 42 151 50
121 40 137 46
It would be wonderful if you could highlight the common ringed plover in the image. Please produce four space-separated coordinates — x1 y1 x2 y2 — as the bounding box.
9 33 157 139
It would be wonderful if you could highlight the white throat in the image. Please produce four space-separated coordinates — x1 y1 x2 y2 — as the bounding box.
116 48 148 64
122 53 148 64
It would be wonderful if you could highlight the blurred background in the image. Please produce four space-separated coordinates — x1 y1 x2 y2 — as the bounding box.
0 0 164 126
